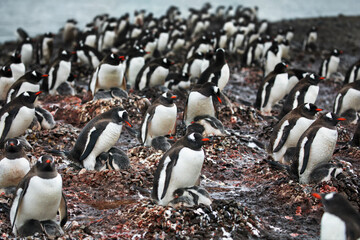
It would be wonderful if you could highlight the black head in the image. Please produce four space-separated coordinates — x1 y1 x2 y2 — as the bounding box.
160 58 174 68
112 109 132 127
4 138 22 153
10 52 22 63
95 152 109 171
27 70 48 82
184 132 209 150
215 48 226 61
186 123 205 135
273 62 288 73
0 65 12 78
36 155 56 172
160 92 177 104
305 73 324 84
321 112 346 126
299 103 322 118
18 91 42 104
331 48 343 56
58 50 73 61
104 53 124 65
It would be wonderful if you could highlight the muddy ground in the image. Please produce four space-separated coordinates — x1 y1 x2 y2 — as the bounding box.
0 15 360 239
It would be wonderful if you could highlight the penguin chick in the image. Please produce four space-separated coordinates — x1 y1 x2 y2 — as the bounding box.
192 115 227 136
169 186 212 208
35 106 56 130
309 162 344 184
333 81 360 117
107 146 130 170
151 136 173 152
10 155 68 237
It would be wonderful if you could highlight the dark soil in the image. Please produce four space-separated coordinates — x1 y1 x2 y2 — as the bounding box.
1 15 360 239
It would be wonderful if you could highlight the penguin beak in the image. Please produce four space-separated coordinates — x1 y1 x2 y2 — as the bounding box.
202 138 210 142
42 74 49 78
46 159 51 163
10 142 14 146
125 121 132 127
312 193 322 200
217 96 222 103
35 91 42 96
171 95 177 99
337 117 346 121
320 77 325 80
119 56 125 60
316 108 323 112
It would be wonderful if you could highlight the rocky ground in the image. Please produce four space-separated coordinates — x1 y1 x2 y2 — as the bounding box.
0 15 360 239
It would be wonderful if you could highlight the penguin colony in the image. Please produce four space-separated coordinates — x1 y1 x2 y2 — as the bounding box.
0 2 359 238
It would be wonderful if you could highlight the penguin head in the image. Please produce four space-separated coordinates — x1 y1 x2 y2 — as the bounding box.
1 65 12 78
273 62 288 73
186 122 205 136
113 109 132 127
19 91 42 104
10 52 22 63
36 155 56 172
4 138 22 153
161 58 174 68
301 103 322 117
312 192 352 215
185 132 209 149
105 53 124 65
307 73 325 84
95 152 109 171
331 48 343 56
161 92 177 104
322 112 346 126
215 48 226 61
29 70 48 82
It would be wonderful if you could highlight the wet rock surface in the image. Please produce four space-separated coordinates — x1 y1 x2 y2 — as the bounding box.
1 16 360 239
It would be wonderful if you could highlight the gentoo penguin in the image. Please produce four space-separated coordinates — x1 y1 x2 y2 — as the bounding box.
66 107 132 170
186 35 213 59
279 73 323 119
16 27 29 42
106 146 130 170
319 48 343 79
92 87 128 100
279 39 290 59
0 66 14 101
151 136 173 152
140 92 177 147
16 37 33 68
0 91 41 146
285 26 295 43
312 192 360 240
228 29 246 54
344 59 360 84
268 103 322 163
242 36 264 67
183 82 222 126
135 57 173 91
151 132 209 206
303 26 317 52
285 68 310 95
62 19 78 46
125 46 147 89
98 23 117 51
5 53 25 81
333 81 360 116
309 162 343 184
167 33 186 52
35 106 56 130
44 50 73 95
36 32 54 65
10 155 67 237
292 112 345 184
189 115 227 137
169 186 212 208
254 62 288 115
74 41 103 69
81 23 98 49
156 26 170 54
89 53 126 95
182 52 204 80
0 138 30 188
263 41 282 77
6 70 47 103
164 72 191 90
197 48 230 91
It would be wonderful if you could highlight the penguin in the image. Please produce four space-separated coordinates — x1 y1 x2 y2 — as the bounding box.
151 136 173 152
95 152 108 171
98 24 116 51
93 87 128 100
74 41 103 69
16 219 44 237
312 192 360 240
285 26 295 43
303 26 317 52
66 107 132 170
228 29 246 54
36 32 54 65
0 91 41 146
63 19 78 46
164 72 191 90
35 106 56 130
167 33 186 52
263 41 282 77
168 186 212 208
333 81 360 116
254 62 288 115
182 52 204 80
183 82 222 126
279 39 290 59
135 57 173 91
190 115 227 137
81 24 98 49
344 59 360 84
106 146 130 170
44 50 73 95
156 26 170 54
151 132 209 206
0 138 30 188
197 48 230 91
279 73 324 119
140 92 177 147
285 68 310 95
292 112 345 184
309 162 343 184
242 36 264 67
319 48 343 79
16 27 29 42
6 70 47 103
125 46 147 89
186 35 213 59
5 53 25 81
0 66 14 102
268 103 322 163
16 37 33 68
89 53 126 95
10 155 67 237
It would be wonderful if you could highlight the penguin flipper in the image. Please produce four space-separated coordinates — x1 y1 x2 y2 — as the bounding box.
59 192 68 227
299 130 317 175
273 121 295 152
79 123 107 162
0 108 19 144
160 157 176 200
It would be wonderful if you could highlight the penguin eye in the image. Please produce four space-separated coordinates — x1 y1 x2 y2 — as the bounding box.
310 74 315 79
62 50 67 55
213 86 219 93
325 112 332 119
111 53 115 59
162 92 167 98
163 58 168 64
32 70 37 76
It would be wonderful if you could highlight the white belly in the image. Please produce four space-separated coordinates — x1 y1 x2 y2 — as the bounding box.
49 61 71 95
320 212 346 240
337 88 360 115
128 57 145 88
0 158 30 188
16 82 40 98
218 64 230 91
303 85 319 104
185 92 215 126
149 67 168 87
326 56 340 78
262 73 288 113
97 64 124 90
11 63 25 81
0 77 15 100
6 107 35 139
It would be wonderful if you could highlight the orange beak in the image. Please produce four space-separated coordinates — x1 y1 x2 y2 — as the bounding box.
316 108 322 112
125 121 132 127
202 138 210 142
312 193 321 200
337 117 346 121
171 95 177 99
35 91 42 95
217 96 222 103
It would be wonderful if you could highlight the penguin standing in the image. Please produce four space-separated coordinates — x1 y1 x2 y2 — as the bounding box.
242 37 264 67
197 48 230 91
164 72 191 90
319 48 342 79
292 112 345 184
63 19 78 46
312 192 360 240
254 62 288 115
10 155 67 237
156 26 170 54
0 91 41 146
0 66 14 102
268 103 322 163
125 46 147 89
186 35 213 59
6 53 25 81
183 82 222 126
135 57 173 91
263 41 282 77
16 37 33 68
74 41 103 69
44 50 73 95
182 52 204 81
66 107 132 170
0 138 30 189
303 26 317 52
98 24 116 51
279 73 323 119
333 80 360 116
6 70 47 103
140 92 177 147
36 32 54 65
344 59 360 84
89 53 126 95
151 132 209 206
